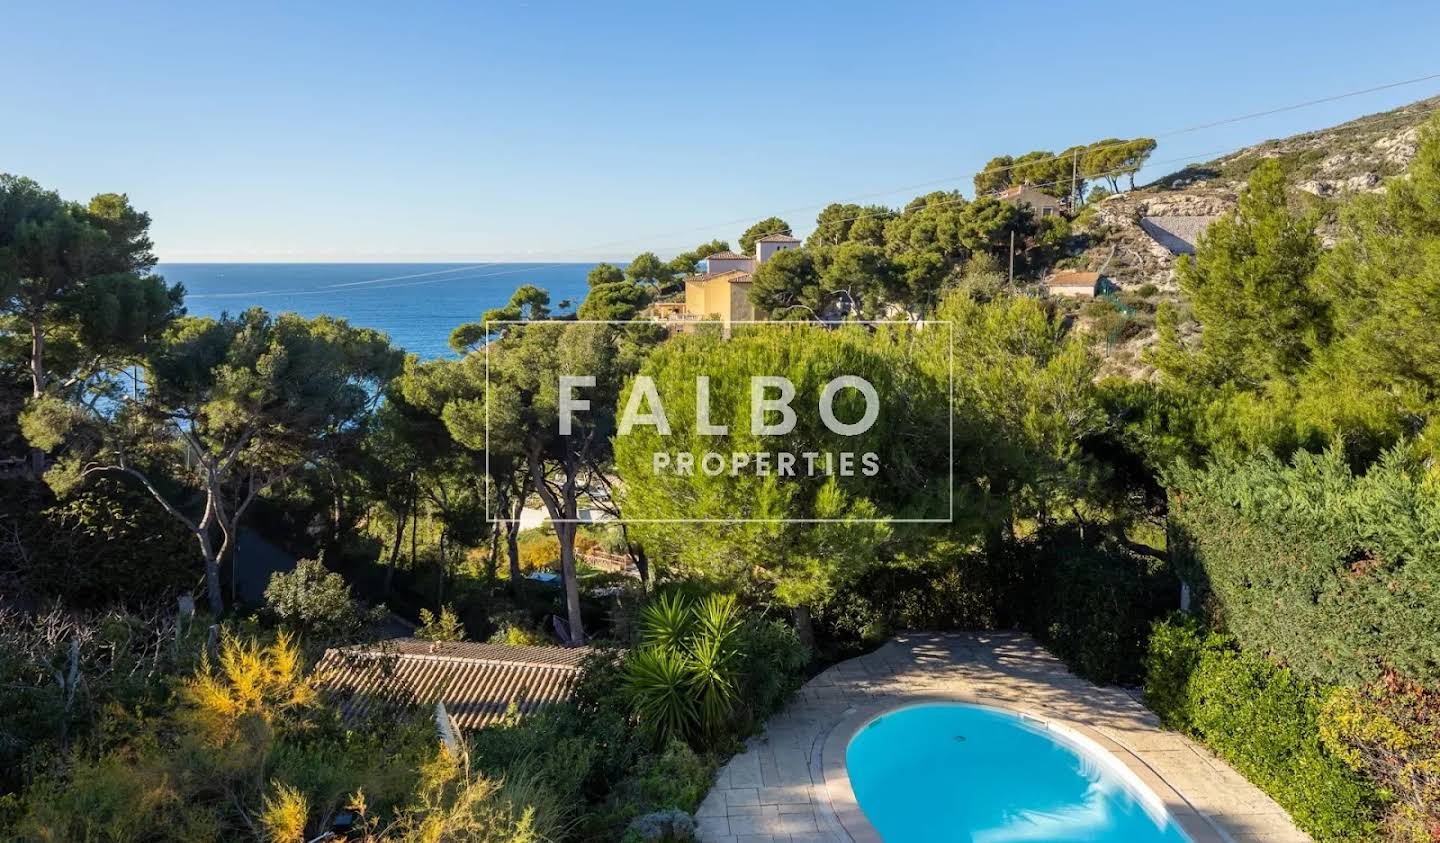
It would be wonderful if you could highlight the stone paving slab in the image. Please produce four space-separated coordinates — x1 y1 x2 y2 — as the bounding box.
697 631 1309 843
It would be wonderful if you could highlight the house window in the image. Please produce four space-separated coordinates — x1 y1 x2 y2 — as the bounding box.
1042 207 1055 217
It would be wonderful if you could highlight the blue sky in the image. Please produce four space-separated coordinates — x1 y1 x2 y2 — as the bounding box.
5 1 1440 262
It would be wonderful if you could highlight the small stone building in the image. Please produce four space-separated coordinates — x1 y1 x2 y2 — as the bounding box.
999 183 1064 218
1045 270 1105 299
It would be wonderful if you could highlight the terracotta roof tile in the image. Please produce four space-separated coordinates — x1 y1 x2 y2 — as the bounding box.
705 251 753 261
687 270 751 284
755 233 799 243
316 639 594 731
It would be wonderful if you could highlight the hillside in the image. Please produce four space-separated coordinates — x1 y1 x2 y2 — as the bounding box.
1073 94 1438 293
1062 95 1438 379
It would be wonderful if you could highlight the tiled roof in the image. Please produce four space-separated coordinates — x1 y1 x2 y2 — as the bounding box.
316 639 592 731
755 233 799 243
1047 271 1102 287
999 184 1062 204
687 270 751 284
1139 215 1220 256
705 251 753 261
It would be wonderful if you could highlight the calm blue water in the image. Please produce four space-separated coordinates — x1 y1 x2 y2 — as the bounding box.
846 704 1191 843
160 263 597 358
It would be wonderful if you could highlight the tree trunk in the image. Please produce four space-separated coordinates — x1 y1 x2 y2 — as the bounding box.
558 458 585 643
409 492 419 569
556 518 584 643
486 527 501 585
383 500 407 598
631 543 649 588
198 530 223 616
526 448 585 643
507 480 525 594
27 317 49 474
29 315 46 398
793 605 816 650
435 527 447 607
329 468 346 549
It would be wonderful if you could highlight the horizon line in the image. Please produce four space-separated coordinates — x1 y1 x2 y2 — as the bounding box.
156 256 636 265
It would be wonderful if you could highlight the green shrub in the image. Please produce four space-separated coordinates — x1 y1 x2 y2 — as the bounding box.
1142 613 1208 732
1321 681 1440 841
2 478 195 608
1021 533 1179 684
417 604 465 642
624 593 741 747
1145 617 1383 841
606 740 713 820
621 809 696 843
1171 448 1440 687
264 558 383 643
821 546 1007 644
732 617 810 730
488 620 550 646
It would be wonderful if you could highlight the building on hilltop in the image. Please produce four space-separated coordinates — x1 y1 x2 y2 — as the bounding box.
650 232 800 330
754 232 801 262
681 269 758 325
998 183 1064 217
702 250 756 274
315 638 592 733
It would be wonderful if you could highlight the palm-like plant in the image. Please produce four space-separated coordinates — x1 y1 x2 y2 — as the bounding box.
623 647 697 744
689 595 741 738
638 591 694 653
624 592 742 746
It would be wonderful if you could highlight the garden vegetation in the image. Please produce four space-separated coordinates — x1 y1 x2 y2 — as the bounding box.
1 116 1438 841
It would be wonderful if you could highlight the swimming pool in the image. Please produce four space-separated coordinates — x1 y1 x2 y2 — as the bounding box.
845 703 1192 842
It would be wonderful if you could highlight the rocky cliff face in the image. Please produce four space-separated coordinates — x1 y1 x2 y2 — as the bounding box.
1057 95 1437 381
1072 95 1437 291
1077 188 1236 292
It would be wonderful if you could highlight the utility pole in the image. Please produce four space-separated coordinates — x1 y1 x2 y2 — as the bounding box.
1071 148 1080 210
1008 230 1015 288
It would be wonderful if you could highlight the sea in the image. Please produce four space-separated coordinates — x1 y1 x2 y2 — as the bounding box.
161 262 599 359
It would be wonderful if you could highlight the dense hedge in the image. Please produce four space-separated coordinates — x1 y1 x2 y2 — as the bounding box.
1145 615 1382 842
1017 531 1179 684
819 544 1010 646
1170 449 1440 687
821 531 1178 684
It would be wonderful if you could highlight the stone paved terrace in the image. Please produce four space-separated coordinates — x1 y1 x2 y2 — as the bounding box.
695 632 1308 843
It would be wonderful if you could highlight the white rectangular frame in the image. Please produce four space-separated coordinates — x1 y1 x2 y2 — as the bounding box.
484 319 953 524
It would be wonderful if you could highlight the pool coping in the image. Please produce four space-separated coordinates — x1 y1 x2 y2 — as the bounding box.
818 693 1229 843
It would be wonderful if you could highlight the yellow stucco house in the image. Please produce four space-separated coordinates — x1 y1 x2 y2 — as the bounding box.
651 234 799 329
683 269 758 323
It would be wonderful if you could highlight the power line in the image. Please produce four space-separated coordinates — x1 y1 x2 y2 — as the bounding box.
565 71 1440 255
194 72 1440 300
264 90 1440 299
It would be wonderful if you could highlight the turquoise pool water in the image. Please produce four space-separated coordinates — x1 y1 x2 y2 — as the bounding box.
845 703 1192 842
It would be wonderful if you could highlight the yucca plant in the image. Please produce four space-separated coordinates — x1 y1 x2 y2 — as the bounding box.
638 591 694 653
689 595 741 739
624 592 742 746
624 646 699 744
